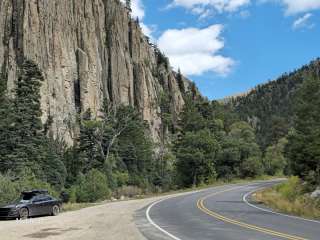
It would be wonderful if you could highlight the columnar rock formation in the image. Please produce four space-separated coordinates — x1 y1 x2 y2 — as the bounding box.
0 0 192 145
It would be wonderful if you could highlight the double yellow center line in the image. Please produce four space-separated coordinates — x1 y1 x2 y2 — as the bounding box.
196 187 308 240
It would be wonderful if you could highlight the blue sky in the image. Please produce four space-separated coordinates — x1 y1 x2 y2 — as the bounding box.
125 0 320 100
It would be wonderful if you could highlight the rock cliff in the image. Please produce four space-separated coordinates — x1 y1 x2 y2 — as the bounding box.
0 0 193 145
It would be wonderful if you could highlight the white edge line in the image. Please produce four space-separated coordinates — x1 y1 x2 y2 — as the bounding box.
145 179 286 240
243 187 320 224
145 187 216 240
146 197 182 240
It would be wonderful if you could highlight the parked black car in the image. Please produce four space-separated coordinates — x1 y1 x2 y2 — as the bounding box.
0 190 62 219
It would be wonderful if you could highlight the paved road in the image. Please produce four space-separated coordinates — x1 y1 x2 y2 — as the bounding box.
144 181 320 240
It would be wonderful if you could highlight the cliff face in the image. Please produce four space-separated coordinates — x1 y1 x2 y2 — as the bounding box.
0 0 189 145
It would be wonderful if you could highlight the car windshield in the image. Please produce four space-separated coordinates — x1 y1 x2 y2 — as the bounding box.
16 193 35 203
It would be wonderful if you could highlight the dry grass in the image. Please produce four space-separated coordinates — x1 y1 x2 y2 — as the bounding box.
254 178 320 220
62 202 99 212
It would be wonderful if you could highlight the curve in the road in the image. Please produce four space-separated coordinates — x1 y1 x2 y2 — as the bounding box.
197 189 307 240
146 197 183 240
242 188 320 224
145 181 319 240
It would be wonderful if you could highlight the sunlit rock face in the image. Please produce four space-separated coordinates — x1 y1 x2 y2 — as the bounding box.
0 0 193 145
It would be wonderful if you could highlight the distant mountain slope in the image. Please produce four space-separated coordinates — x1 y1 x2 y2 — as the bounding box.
229 59 320 149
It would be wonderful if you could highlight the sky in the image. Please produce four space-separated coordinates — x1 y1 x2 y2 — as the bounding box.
123 0 320 100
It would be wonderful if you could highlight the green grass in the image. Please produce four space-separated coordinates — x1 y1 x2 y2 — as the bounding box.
254 176 320 220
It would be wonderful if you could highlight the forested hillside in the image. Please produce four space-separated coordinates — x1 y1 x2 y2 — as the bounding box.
231 59 320 150
227 59 320 187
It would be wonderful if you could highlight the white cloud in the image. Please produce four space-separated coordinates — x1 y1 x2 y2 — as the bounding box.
120 0 145 19
131 0 145 19
120 0 155 37
282 0 320 14
262 0 320 15
157 25 234 76
169 0 250 14
140 23 156 39
292 13 314 29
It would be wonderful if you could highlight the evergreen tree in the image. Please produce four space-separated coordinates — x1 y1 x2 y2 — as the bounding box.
178 95 206 133
287 75 320 186
176 69 185 93
0 60 44 174
175 130 220 187
0 60 66 188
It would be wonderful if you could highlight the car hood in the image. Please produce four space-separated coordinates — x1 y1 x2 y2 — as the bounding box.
0 204 18 208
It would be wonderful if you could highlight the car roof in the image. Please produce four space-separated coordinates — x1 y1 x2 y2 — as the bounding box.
21 190 49 195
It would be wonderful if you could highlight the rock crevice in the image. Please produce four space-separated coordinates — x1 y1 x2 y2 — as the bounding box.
0 0 192 145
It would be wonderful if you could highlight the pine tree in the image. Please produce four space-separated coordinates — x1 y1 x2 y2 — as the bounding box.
0 60 44 173
0 60 66 188
176 68 185 93
287 75 320 186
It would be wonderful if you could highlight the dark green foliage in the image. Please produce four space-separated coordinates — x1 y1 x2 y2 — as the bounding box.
263 138 287 176
116 106 154 188
287 74 320 186
175 130 219 187
0 60 66 188
0 169 58 205
217 122 262 179
0 73 6 99
176 69 185 93
174 95 264 187
73 103 154 190
154 46 169 70
159 91 173 133
0 60 44 174
232 60 320 150
178 96 207 133
72 169 111 203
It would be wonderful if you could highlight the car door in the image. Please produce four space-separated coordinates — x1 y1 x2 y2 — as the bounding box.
31 195 49 216
28 195 42 216
40 196 54 215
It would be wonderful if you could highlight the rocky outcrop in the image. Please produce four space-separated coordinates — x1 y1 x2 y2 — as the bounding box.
0 0 190 145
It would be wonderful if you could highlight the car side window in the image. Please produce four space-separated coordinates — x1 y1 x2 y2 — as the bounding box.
32 195 48 203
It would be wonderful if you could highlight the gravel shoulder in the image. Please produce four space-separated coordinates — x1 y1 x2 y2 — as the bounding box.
0 197 162 240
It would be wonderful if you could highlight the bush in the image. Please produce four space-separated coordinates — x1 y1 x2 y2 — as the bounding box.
0 169 58 205
240 157 264 178
0 173 18 204
74 169 111 203
275 176 302 201
255 176 320 220
16 168 58 197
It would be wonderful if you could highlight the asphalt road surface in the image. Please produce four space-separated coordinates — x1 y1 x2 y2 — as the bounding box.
143 180 320 240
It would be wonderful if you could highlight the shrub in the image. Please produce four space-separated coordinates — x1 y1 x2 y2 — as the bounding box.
0 173 19 204
255 176 320 220
240 157 264 178
16 168 59 197
74 169 111 203
0 169 58 205
275 176 302 201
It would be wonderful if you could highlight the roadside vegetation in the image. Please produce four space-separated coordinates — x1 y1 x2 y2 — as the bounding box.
255 177 320 220
254 71 320 219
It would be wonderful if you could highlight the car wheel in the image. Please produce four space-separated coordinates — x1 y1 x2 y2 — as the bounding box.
52 205 60 216
19 208 29 220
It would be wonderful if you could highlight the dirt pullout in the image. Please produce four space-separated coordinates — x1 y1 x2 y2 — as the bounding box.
0 197 159 240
